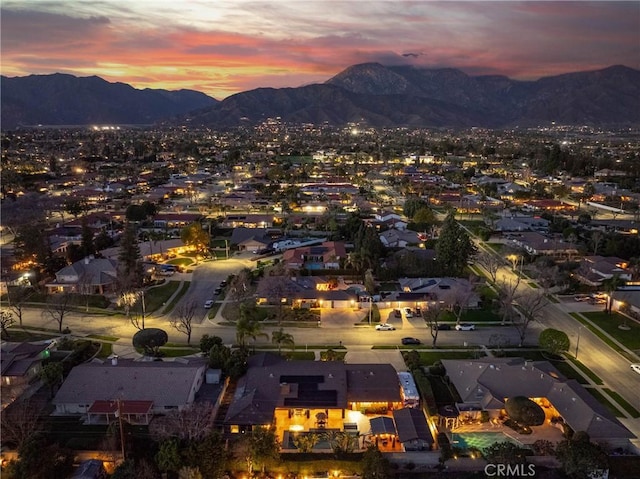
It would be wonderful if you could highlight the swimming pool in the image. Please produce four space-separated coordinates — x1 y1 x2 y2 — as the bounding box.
450 432 523 451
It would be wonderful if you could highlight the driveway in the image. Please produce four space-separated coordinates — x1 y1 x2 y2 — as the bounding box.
344 346 407 372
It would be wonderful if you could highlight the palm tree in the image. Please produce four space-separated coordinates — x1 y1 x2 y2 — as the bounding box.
271 328 295 354
602 274 625 315
236 314 268 348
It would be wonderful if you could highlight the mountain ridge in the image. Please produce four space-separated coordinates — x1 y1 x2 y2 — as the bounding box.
2 65 639 129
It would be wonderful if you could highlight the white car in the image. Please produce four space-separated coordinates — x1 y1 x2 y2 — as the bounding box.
631 364 640 375
204 300 214 309
403 307 414 318
375 323 396 331
455 323 475 331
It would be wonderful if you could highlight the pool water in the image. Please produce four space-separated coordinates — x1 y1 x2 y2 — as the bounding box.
450 432 522 451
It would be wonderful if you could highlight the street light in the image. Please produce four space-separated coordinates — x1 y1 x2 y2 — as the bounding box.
575 326 582 359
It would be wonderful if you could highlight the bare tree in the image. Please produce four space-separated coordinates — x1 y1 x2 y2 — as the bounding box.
590 230 604 256
42 293 74 332
0 399 46 449
513 289 547 347
170 300 198 344
423 301 445 347
1 311 16 339
442 279 476 325
496 277 521 325
475 251 501 283
6 285 34 326
149 402 215 441
228 268 255 302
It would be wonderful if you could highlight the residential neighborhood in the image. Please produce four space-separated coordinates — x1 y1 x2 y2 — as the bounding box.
2 123 640 478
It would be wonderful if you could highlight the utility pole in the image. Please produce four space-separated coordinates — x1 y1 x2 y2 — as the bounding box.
368 297 373 325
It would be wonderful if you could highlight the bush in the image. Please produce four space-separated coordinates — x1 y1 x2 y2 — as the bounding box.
505 396 545 427
413 369 438 415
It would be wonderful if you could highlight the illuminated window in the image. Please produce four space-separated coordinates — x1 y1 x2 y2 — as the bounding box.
230 425 239 433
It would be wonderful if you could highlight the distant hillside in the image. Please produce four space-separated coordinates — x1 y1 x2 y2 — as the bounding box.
183 64 640 128
3 65 639 130
1 73 218 129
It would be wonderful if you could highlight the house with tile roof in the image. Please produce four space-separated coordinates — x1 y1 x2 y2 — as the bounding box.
440 358 634 447
224 354 403 445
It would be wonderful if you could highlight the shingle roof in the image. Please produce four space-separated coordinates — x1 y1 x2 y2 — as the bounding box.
53 358 207 408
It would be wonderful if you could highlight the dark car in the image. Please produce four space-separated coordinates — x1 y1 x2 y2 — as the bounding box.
220 280 228 287
401 337 421 345
393 309 402 318
437 324 451 331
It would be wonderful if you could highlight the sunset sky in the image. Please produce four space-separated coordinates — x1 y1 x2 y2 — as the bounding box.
1 1 638 100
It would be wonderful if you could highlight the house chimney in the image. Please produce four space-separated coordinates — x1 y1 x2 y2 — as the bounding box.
111 355 119 366
84 256 90 264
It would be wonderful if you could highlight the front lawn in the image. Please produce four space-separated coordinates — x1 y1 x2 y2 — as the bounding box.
415 350 486 366
166 257 194 266
143 280 183 313
582 311 640 351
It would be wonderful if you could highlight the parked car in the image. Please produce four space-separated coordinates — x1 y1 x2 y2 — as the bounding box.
437 324 451 331
403 307 414 318
204 300 214 309
375 323 396 331
220 280 228 287
401 337 421 345
214 287 222 295
631 363 640 375
574 294 590 302
393 309 402 318
455 323 475 331
415 306 422 316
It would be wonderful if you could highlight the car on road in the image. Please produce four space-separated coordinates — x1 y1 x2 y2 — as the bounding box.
631 363 640 375
403 307 414 318
455 323 475 331
203 300 214 309
437 324 451 331
214 287 223 295
401 337 421 345
375 323 396 331
220 280 228 287
393 309 402 318
574 294 590 302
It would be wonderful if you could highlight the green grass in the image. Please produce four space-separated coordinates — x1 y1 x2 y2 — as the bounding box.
528 282 539 289
546 294 560 303
96 342 113 358
585 387 625 417
283 351 315 360
159 347 199 357
4 328 59 342
603 388 640 418
570 313 637 362
160 281 191 314
485 243 504 252
567 357 603 385
87 334 119 342
417 350 486 365
582 311 640 351
552 361 589 385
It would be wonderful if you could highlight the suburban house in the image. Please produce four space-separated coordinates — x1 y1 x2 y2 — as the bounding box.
281 241 346 270
368 210 408 231
46 256 118 295
1 342 51 408
508 232 579 258
255 276 358 309
440 358 634 448
52 357 208 424
575 256 632 287
392 277 480 310
494 216 549 232
223 354 431 452
230 227 281 252
100 238 186 262
611 290 640 317
379 229 421 248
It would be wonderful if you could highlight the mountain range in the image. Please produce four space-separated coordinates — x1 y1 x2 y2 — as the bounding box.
2 64 639 130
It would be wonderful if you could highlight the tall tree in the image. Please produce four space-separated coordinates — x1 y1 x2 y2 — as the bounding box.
1 310 16 339
118 222 143 289
601 274 624 314
271 328 295 354
42 293 74 332
38 362 64 398
5 285 34 327
475 251 501 283
423 301 445 347
362 444 391 479
555 433 609 479
235 313 268 348
80 216 95 258
435 211 476 276
539 328 570 357
170 300 198 344
180 222 210 260
513 289 547 347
